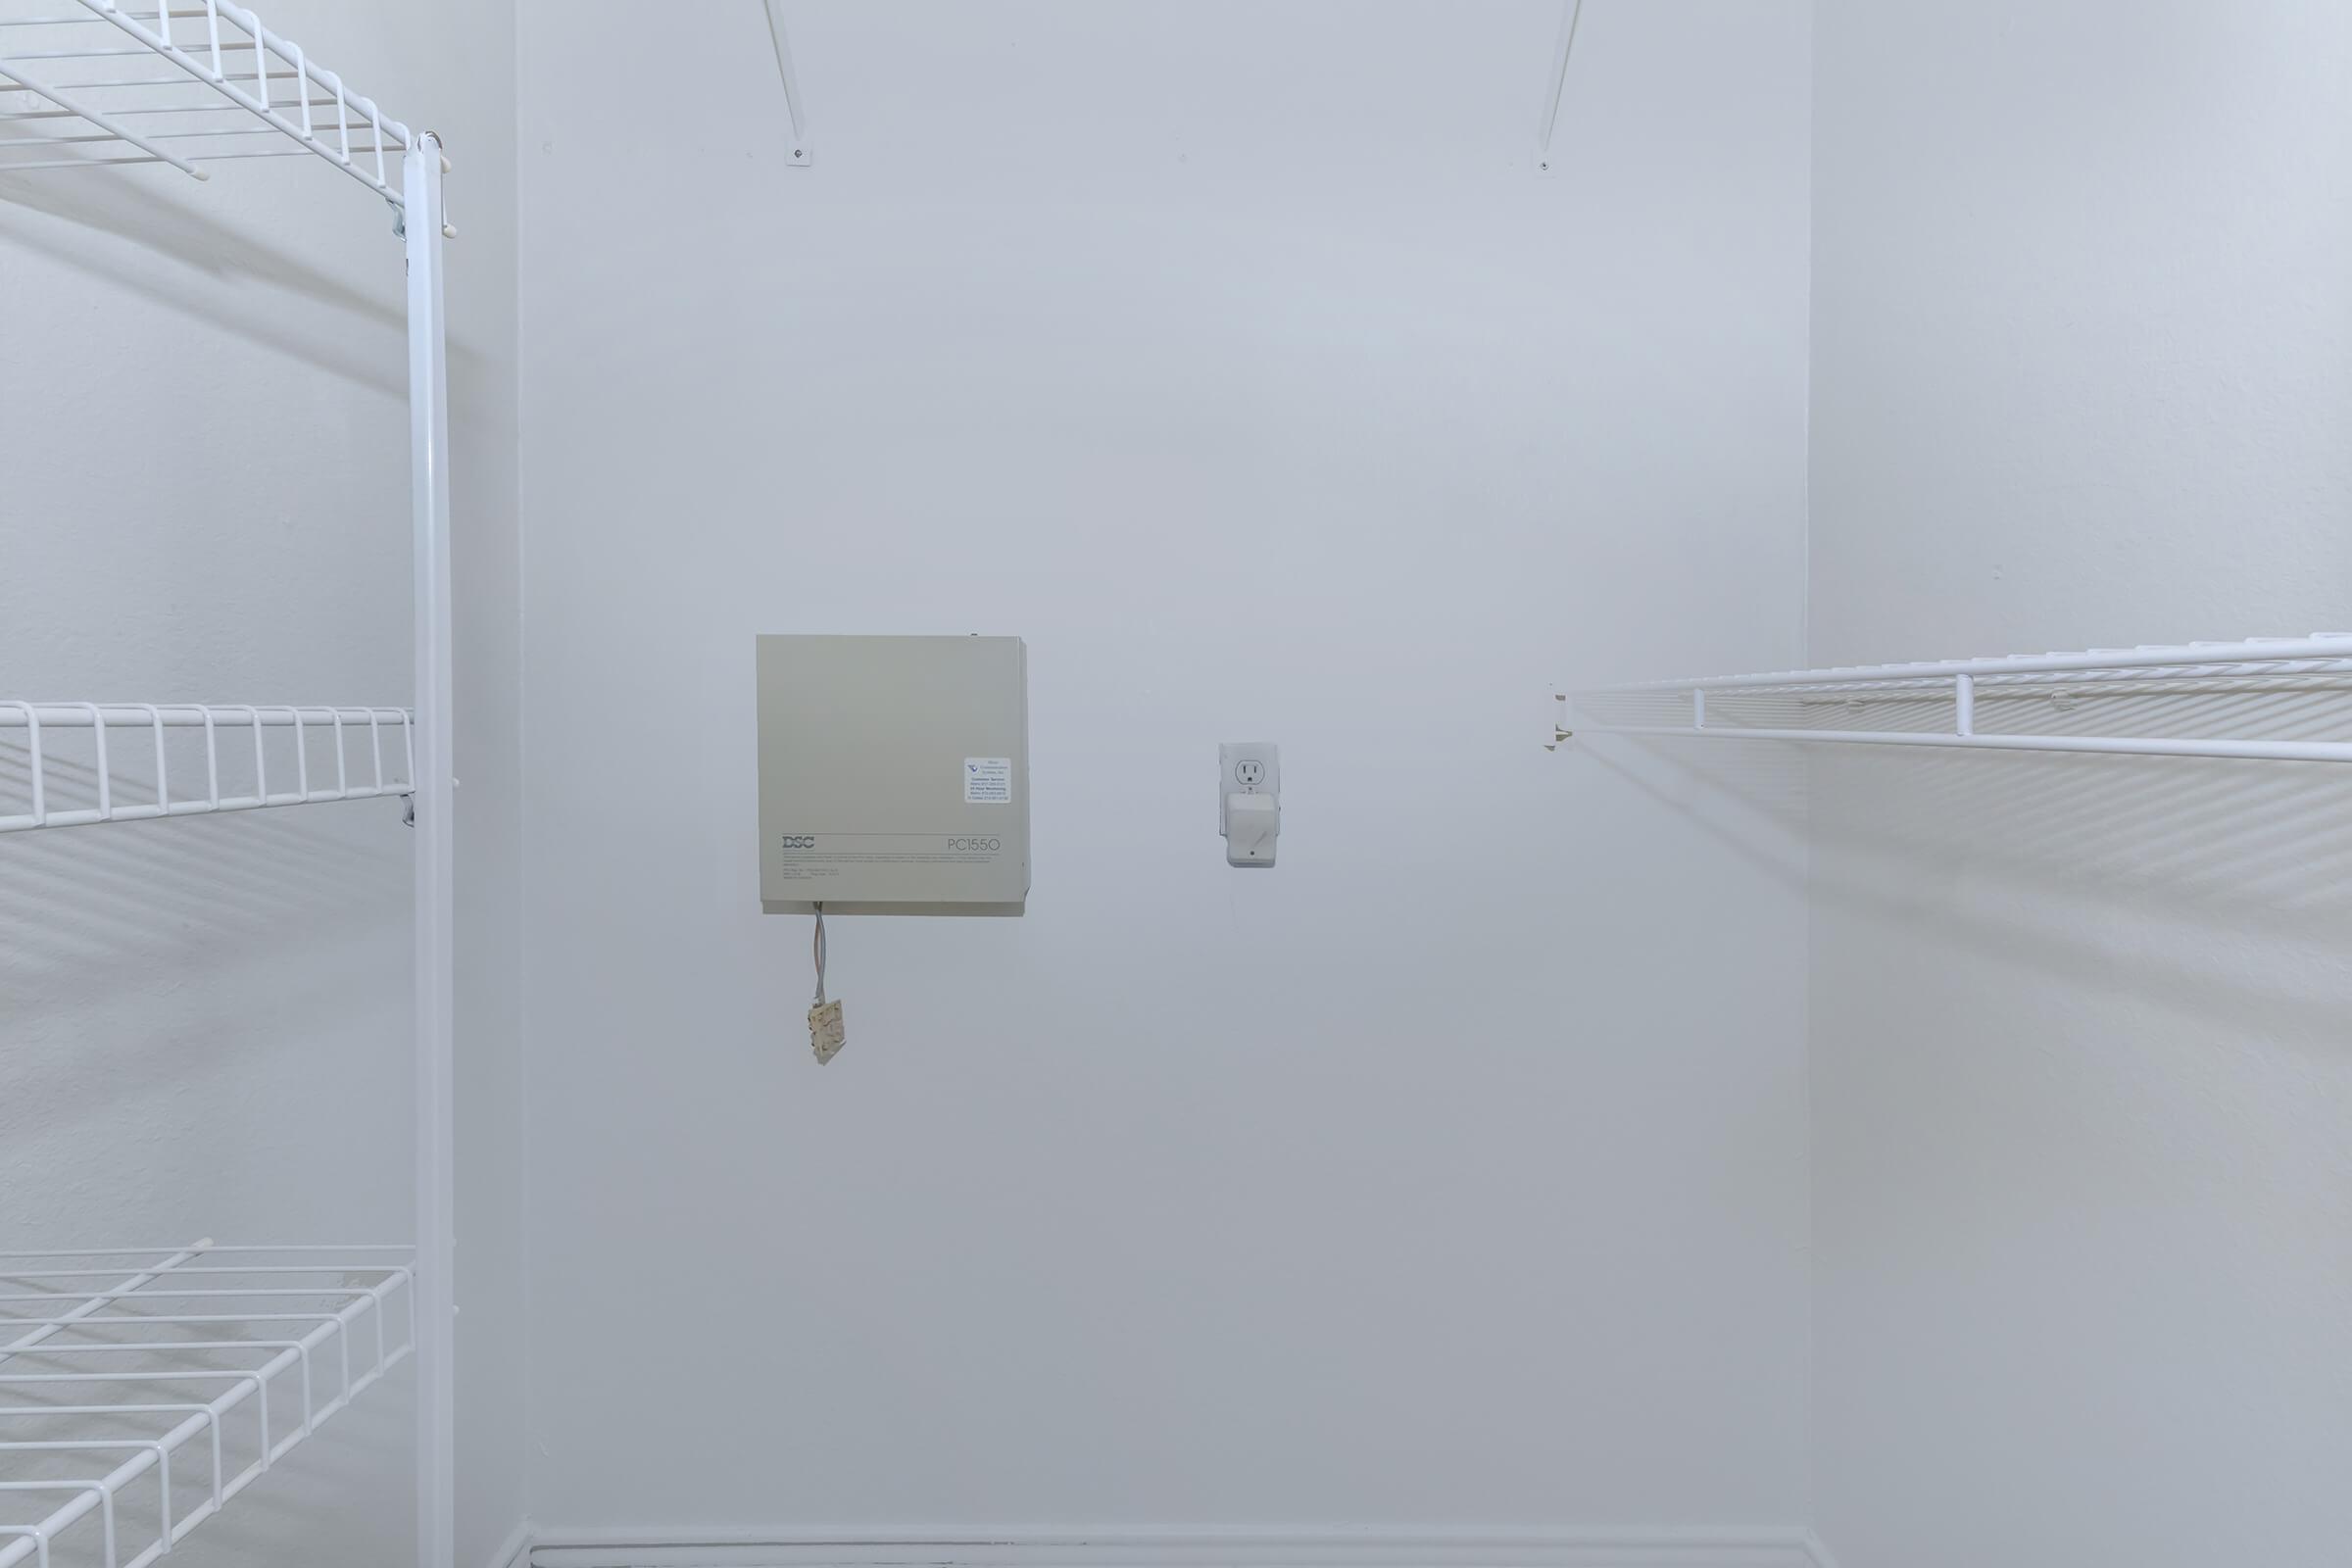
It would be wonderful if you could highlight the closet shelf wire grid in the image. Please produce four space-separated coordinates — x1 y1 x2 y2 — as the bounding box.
0 1245 416 1568
0 0 413 202
0 705 415 833
1560 633 2352 762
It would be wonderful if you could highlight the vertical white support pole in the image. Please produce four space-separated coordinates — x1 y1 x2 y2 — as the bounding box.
1692 688 1707 730
1955 672 1975 737
404 135 456 1568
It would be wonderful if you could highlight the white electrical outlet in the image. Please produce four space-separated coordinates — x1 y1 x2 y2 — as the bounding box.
1219 742 1280 867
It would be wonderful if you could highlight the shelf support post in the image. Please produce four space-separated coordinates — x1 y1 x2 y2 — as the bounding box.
1954 672 1975 737
404 132 456 1568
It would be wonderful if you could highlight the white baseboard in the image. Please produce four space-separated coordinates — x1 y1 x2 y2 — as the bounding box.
518 1526 1829 1568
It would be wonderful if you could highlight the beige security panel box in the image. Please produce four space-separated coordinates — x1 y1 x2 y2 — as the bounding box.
757 634 1030 916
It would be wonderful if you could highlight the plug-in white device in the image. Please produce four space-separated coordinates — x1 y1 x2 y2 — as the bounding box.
1219 742 1280 867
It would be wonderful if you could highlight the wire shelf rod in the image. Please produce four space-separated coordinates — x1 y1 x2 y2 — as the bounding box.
1582 633 2352 697
0 141 391 171
0 1266 419 1280
0 91 341 117
1639 659 2352 698
0 1248 202 1371
0 55 202 174
0 1246 414 1256
0 118 378 146
1577 724 2352 764
0 1290 407 1322
0 10 203 23
0 71 230 89
0 36 257 60
0 1292 402 1368
0 706 405 727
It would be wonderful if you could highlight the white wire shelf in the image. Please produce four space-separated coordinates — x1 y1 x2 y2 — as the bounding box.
0 703 414 833
0 1 413 204
0 1243 415 1568
1560 634 2352 763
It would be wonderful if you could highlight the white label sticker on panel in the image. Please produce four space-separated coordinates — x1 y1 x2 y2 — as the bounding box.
963 758 1012 804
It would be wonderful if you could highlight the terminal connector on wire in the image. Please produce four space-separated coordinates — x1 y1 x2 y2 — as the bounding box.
808 904 846 1064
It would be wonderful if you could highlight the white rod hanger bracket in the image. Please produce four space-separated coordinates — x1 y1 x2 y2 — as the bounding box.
1532 0 1587 176
760 0 812 166
388 134 456 241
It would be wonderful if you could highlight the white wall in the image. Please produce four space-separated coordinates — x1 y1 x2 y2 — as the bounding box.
0 3 525 1564
1808 4 2352 1563
516 0 1812 1543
